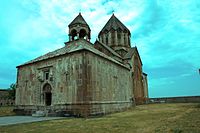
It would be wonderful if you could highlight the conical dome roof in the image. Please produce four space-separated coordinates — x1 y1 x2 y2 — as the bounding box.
99 14 130 35
68 13 90 28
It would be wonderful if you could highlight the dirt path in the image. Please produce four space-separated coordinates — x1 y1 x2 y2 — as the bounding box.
0 116 65 126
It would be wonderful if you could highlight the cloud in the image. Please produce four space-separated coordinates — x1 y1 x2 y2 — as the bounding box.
129 0 200 97
0 0 199 97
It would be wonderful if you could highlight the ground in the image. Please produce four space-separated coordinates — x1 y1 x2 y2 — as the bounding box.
0 103 200 133
0 116 65 126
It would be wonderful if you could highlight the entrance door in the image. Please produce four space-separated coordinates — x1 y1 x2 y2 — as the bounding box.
43 83 52 106
45 92 52 106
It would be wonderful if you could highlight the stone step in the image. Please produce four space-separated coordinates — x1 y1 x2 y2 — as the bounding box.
32 110 46 117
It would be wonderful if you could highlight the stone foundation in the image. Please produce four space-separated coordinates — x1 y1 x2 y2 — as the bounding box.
14 101 134 117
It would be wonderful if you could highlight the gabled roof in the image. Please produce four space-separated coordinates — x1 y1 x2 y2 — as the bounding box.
124 47 135 59
94 40 121 58
17 39 129 69
68 13 89 27
124 47 142 65
99 14 130 35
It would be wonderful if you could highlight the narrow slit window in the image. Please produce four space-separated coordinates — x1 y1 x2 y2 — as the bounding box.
45 72 49 80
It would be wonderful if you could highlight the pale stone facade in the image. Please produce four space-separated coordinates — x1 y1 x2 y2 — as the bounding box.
15 13 148 117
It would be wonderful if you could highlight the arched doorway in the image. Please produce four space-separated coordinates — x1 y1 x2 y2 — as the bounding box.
43 83 52 106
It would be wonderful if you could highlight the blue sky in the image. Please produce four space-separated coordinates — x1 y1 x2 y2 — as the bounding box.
0 0 200 98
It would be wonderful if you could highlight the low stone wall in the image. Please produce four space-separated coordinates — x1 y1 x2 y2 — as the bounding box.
0 89 15 106
0 99 15 106
149 96 200 103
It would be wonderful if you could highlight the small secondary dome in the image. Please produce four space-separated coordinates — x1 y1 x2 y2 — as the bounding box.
68 13 91 41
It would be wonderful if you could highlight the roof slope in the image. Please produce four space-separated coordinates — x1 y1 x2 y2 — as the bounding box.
124 47 142 65
68 13 89 27
17 39 129 69
94 40 121 58
124 47 136 59
99 14 130 35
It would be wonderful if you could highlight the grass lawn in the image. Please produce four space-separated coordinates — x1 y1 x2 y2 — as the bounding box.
0 103 200 133
0 106 15 117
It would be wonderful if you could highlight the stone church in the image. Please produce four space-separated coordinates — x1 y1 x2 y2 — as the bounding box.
15 13 148 117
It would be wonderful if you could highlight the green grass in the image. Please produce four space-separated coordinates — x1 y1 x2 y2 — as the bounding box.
0 106 15 116
0 103 200 133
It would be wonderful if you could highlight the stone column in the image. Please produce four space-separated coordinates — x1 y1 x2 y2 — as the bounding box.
128 35 130 46
108 32 111 47
103 34 106 44
99 36 102 42
115 31 118 46
77 32 80 39
86 35 88 41
123 33 126 47
121 32 124 46
125 33 129 47
69 29 71 41
69 35 72 41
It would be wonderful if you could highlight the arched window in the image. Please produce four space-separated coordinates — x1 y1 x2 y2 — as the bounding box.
117 29 122 45
117 28 122 39
106 35 108 45
71 29 77 40
79 29 87 39
111 31 115 45
43 83 52 92
124 31 127 45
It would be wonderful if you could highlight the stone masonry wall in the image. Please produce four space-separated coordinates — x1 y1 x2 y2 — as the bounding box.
15 49 135 116
86 51 134 115
16 51 85 106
